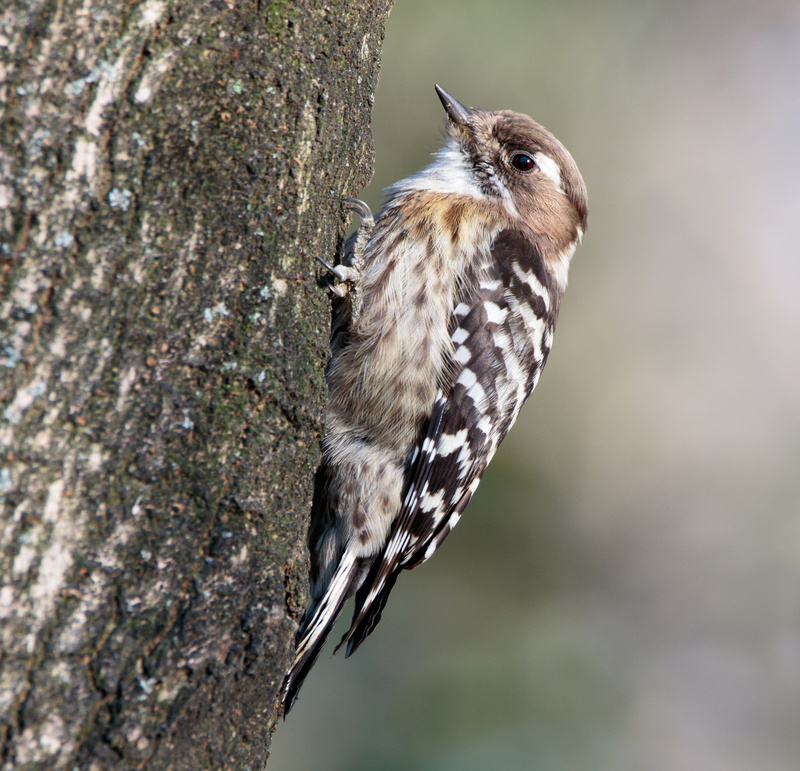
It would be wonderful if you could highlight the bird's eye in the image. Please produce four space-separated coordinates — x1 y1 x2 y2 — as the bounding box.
510 153 537 173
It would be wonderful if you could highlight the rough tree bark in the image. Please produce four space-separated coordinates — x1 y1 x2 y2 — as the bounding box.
0 0 393 767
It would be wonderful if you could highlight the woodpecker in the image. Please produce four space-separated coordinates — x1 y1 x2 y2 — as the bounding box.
282 85 587 712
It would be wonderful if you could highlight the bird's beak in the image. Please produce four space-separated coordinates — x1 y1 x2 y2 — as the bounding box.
435 84 472 128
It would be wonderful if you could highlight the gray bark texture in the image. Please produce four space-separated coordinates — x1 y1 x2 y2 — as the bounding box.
0 0 393 767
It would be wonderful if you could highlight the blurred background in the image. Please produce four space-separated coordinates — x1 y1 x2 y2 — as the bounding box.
270 1 800 768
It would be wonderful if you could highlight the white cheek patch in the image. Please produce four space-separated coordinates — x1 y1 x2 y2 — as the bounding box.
399 139 486 200
534 152 562 191
548 239 578 292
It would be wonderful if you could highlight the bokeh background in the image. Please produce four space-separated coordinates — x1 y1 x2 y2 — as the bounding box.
270 1 800 768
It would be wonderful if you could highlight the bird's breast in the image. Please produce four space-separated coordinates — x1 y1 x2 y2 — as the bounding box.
326 193 505 456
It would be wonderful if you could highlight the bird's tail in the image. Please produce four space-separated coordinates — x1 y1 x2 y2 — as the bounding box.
281 549 360 714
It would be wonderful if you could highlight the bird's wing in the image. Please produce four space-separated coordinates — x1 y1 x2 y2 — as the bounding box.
339 229 561 655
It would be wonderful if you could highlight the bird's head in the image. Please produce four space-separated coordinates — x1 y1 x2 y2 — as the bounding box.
434 84 587 243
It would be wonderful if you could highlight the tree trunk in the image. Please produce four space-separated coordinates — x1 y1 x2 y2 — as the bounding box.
0 1 393 767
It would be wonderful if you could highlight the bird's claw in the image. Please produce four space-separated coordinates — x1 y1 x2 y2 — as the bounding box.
316 198 374 316
316 256 361 302
344 197 374 226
